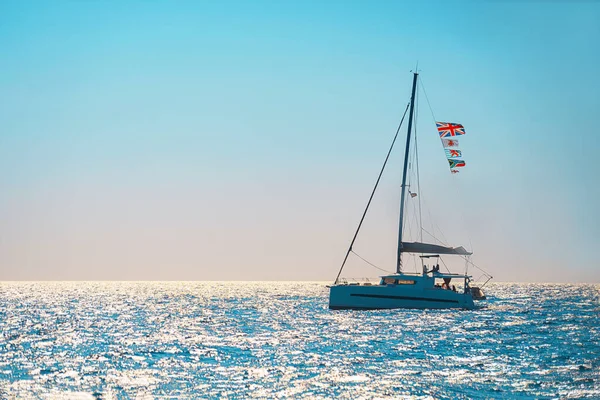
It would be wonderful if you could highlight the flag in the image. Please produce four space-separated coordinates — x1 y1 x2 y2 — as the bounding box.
451 169 460 174
445 149 462 159
436 122 465 137
442 139 460 148
409 191 417 198
448 159 466 168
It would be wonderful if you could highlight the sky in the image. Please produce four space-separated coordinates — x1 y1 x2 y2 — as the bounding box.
0 1 598 282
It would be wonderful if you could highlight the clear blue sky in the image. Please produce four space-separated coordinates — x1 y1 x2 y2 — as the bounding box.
1 1 598 282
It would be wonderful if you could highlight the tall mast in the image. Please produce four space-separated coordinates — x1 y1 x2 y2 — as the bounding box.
396 72 418 273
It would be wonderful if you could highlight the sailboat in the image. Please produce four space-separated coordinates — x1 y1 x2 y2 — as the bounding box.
328 72 490 310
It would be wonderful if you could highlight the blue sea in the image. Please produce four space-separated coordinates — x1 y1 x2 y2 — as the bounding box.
0 282 598 399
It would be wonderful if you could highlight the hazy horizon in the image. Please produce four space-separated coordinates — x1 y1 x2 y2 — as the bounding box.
1 1 599 283
1 280 598 284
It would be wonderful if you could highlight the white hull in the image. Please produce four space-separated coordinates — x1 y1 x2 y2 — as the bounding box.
329 283 476 310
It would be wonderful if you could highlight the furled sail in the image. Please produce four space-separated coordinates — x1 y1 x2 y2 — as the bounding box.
400 242 472 255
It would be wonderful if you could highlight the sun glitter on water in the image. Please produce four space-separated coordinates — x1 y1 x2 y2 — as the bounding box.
0 282 599 399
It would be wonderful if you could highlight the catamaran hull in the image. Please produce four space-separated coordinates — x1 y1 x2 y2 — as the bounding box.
329 285 476 310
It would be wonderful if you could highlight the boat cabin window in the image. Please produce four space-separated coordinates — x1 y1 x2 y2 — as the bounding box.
382 278 416 285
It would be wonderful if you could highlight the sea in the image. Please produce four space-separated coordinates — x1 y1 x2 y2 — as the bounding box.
0 282 598 399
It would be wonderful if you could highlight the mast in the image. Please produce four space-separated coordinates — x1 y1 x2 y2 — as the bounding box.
396 72 418 273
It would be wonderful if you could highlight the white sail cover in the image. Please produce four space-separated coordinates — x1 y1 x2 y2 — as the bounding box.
401 242 472 255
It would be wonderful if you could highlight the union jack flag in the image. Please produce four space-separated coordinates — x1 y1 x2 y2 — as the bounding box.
436 122 465 137
445 149 462 159
442 139 460 148
448 159 466 168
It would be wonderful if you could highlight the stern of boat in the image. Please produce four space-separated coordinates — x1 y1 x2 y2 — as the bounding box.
469 286 486 300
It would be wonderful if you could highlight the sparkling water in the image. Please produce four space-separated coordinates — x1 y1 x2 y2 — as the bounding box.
0 282 598 399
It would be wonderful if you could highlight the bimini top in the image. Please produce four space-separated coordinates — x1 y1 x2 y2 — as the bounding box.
381 272 471 280
401 241 472 255
430 272 471 279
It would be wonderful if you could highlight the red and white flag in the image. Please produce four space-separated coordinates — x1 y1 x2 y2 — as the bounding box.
442 138 460 148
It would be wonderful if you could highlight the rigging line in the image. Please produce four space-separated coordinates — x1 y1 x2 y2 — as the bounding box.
421 225 476 273
403 107 419 237
414 93 424 276
405 170 421 255
420 198 450 247
420 77 456 180
404 190 417 247
351 251 394 274
422 77 456 177
333 101 411 284
418 193 440 246
414 83 423 244
452 250 491 278
420 226 490 277
419 79 490 281
406 146 418 234
404 128 419 237
425 197 450 246
406 104 423 276
421 227 449 246
433 221 450 249
439 257 452 274
460 255 491 277
424 200 437 244
419 77 437 124
466 261 492 278
422 222 490 278
449 173 475 256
